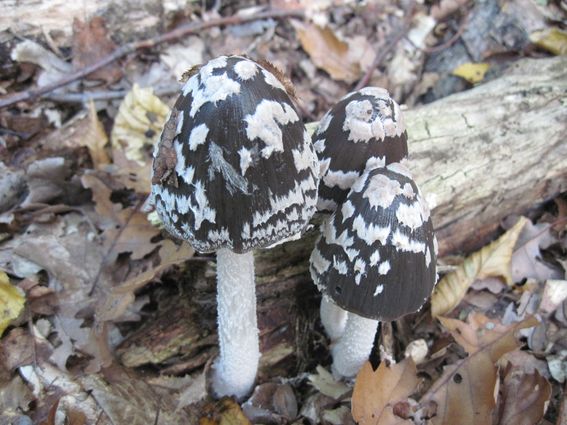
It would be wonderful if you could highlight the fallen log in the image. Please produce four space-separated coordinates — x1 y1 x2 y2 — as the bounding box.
117 56 567 377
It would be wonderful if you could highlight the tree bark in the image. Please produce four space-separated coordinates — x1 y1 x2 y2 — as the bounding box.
117 56 567 377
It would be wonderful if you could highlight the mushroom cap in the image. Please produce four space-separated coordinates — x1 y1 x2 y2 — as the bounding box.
313 87 408 213
310 163 437 321
151 56 318 253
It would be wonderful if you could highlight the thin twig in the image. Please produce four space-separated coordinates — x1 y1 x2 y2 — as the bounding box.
354 7 416 91
44 83 181 104
423 15 468 53
0 9 304 110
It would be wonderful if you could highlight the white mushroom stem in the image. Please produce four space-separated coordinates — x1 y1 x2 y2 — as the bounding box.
212 248 260 399
331 312 379 379
320 296 348 340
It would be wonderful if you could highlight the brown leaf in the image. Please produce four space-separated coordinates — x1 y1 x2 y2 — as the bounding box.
72 16 122 83
420 314 538 425
431 217 527 317
511 219 562 283
199 398 252 425
497 365 551 425
292 20 361 83
352 359 419 425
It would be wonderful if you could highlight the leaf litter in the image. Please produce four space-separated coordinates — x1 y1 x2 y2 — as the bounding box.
1 0 566 423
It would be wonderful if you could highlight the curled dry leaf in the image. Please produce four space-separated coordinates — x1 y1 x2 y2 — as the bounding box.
497 365 551 425
431 217 527 317
292 20 361 83
111 84 170 164
420 314 538 425
352 359 419 425
0 271 25 336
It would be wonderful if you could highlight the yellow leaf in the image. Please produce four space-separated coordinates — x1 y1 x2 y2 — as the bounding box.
452 62 490 84
199 398 252 425
530 28 567 56
292 20 361 83
431 217 527 317
0 271 25 336
352 359 419 425
111 84 170 164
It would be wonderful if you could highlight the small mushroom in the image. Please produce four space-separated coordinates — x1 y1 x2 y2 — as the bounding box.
150 55 318 398
313 87 408 213
310 163 437 377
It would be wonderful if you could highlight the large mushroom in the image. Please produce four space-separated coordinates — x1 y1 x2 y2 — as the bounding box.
310 163 437 377
311 87 409 344
150 55 318 398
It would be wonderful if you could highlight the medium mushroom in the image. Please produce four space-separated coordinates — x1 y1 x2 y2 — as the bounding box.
150 55 318 398
310 163 437 377
312 87 409 342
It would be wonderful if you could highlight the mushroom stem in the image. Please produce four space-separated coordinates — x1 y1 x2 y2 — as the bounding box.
331 312 379 378
212 248 260 399
320 296 348 340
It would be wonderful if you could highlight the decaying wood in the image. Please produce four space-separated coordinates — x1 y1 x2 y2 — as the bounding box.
117 57 567 378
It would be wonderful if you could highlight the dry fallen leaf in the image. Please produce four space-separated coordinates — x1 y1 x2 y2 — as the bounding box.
292 20 361 83
452 63 490 84
308 365 351 400
72 16 122 83
0 271 25 336
111 84 170 164
420 314 538 425
511 219 561 283
352 359 419 425
497 365 551 425
431 217 527 317
199 398 252 425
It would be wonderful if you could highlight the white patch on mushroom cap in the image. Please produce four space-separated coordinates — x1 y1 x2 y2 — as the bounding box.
369 250 380 266
262 69 286 91
176 194 191 214
323 169 360 190
364 156 386 172
317 197 337 212
378 260 391 275
245 100 299 159
251 179 311 228
208 142 250 195
433 236 439 256
199 56 228 78
318 157 331 179
190 73 241 117
174 139 186 177
188 123 209 151
234 60 258 80
425 247 432 267
292 146 314 172
322 217 354 248
313 138 326 153
354 258 366 277
373 284 384 296
343 99 377 142
402 183 415 199
238 147 253 175
352 215 390 246
311 246 331 276
176 110 184 135
208 227 230 244
182 74 199 96
192 180 217 230
364 173 402 209
334 257 348 275
359 87 389 98
316 112 333 135
387 162 412 179
341 200 355 221
396 202 424 230
391 229 426 254
241 222 251 240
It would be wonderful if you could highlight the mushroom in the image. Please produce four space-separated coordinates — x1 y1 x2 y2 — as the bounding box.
313 86 408 213
310 163 437 377
311 87 409 342
150 55 318 398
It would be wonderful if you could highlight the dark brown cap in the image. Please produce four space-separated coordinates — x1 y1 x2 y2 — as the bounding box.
310 163 437 321
313 87 408 213
151 56 318 253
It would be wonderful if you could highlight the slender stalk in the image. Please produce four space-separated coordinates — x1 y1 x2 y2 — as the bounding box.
212 248 259 399
331 313 379 378
320 296 348 340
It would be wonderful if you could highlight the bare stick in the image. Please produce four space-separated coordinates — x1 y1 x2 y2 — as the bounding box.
0 9 304 109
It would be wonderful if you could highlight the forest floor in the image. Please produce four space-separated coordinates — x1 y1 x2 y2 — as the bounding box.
1 0 566 424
